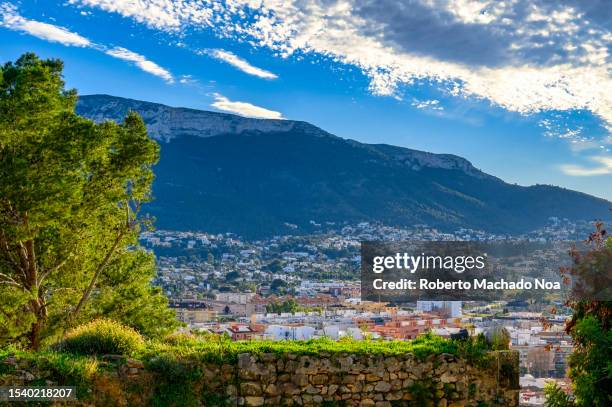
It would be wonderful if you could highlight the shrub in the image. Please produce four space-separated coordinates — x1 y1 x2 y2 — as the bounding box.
146 355 202 407
54 319 144 356
483 324 510 350
544 382 573 407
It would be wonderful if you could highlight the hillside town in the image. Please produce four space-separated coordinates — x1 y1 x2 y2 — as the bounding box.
3 3 611 403
139 218 589 406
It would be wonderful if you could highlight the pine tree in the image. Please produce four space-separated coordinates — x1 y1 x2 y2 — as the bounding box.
0 53 178 349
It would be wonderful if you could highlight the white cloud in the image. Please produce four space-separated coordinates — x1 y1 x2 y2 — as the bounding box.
1 3 177 84
412 98 443 111
105 46 174 83
561 156 612 176
204 49 278 79
66 0 612 143
179 74 197 84
66 0 213 30
211 93 284 119
0 2 91 46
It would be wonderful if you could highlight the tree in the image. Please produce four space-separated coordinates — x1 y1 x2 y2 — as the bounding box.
225 271 240 281
270 278 287 293
84 250 178 338
264 259 282 273
546 222 611 406
0 53 177 349
266 298 300 314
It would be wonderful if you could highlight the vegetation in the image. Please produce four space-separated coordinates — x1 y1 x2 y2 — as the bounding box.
53 319 145 356
0 53 178 350
545 222 612 407
270 278 289 294
1 331 492 365
483 324 510 351
2 331 491 371
137 331 493 366
0 332 495 406
0 346 99 399
544 381 572 407
265 298 302 314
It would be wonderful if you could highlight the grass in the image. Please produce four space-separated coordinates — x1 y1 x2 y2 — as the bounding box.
2 333 492 371
0 346 99 380
0 333 493 406
141 331 494 365
0 345 100 399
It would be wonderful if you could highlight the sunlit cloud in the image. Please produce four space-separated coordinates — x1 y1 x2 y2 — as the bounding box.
561 156 612 176
67 0 612 144
179 74 197 84
203 49 278 79
0 2 91 46
67 0 213 31
211 93 284 119
412 98 443 111
105 46 174 83
0 3 176 84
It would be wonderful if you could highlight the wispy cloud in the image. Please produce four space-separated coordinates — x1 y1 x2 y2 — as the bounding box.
67 0 612 144
211 93 283 119
105 46 173 83
179 74 197 84
0 3 175 83
67 0 213 31
204 49 278 79
0 2 90 46
561 156 612 176
411 99 443 111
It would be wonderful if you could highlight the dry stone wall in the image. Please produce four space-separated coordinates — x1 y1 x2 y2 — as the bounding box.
227 351 518 406
1 351 519 406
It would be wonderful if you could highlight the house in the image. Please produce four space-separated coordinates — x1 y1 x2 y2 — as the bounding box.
226 324 262 341
169 300 217 324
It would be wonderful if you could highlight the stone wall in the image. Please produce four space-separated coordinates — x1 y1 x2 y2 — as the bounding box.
227 351 519 406
1 351 519 406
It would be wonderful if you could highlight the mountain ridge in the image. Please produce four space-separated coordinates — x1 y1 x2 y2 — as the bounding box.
76 94 611 238
78 94 492 180
77 94 331 142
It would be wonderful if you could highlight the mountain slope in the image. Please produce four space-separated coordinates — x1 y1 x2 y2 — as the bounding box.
76 95 611 237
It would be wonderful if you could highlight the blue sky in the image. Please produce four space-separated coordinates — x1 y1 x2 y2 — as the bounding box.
1 0 611 201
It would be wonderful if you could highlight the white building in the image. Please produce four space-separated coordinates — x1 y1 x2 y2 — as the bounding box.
417 301 462 318
215 292 255 304
264 325 316 340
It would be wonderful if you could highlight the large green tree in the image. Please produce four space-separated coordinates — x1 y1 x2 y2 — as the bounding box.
0 53 177 350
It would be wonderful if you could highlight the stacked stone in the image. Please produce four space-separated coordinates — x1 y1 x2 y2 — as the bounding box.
1 353 55 387
0 350 520 406
225 351 518 407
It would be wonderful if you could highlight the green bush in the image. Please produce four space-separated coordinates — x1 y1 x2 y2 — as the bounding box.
54 319 144 356
161 332 201 346
146 355 203 407
135 331 491 366
544 382 573 407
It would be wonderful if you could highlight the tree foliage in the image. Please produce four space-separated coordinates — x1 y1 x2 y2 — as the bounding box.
544 381 572 407
0 53 177 349
266 298 301 314
547 222 612 407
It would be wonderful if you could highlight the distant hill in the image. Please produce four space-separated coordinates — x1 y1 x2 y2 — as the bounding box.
77 95 612 238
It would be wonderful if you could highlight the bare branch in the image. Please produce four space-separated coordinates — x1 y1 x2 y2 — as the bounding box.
70 227 127 319
0 272 21 286
38 254 72 286
0 231 25 278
